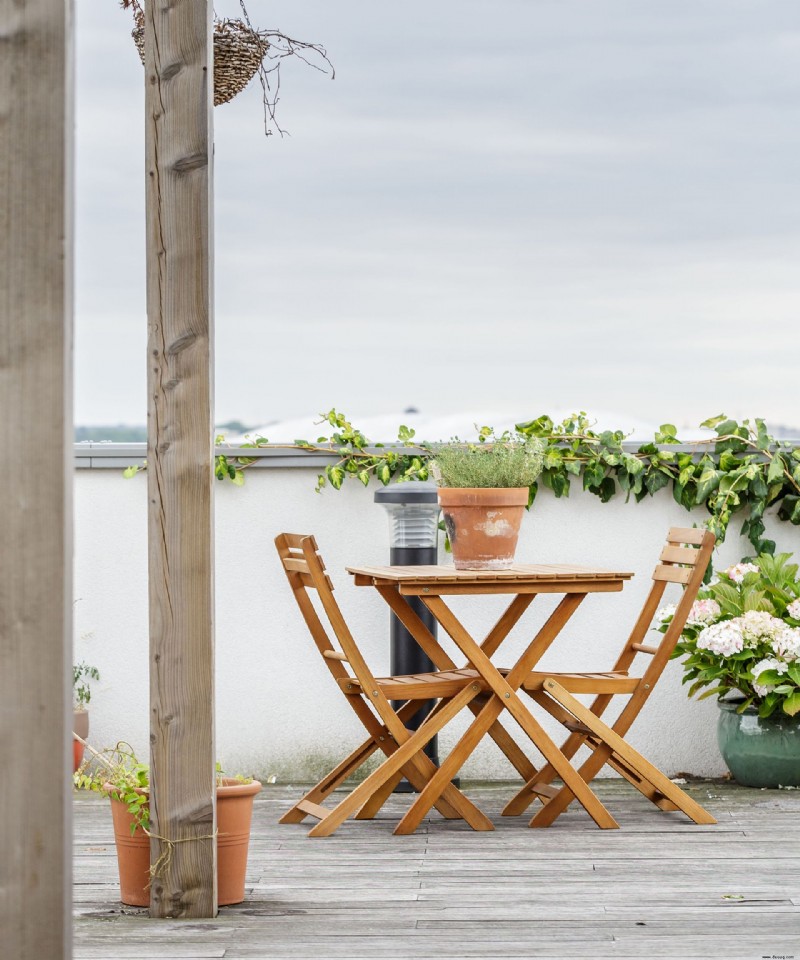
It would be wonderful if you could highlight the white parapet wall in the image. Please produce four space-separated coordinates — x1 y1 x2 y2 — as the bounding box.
74 447 800 782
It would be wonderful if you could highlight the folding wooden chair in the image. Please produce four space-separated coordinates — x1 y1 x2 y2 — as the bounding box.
274 533 494 837
502 527 718 828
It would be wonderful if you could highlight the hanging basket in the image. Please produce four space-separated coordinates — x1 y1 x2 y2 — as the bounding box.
128 4 269 107
119 0 333 133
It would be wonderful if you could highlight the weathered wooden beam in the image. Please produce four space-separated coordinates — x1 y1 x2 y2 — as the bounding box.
0 0 73 955
145 0 216 919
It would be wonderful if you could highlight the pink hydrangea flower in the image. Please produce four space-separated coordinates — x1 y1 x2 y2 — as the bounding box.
686 599 721 627
724 562 760 584
696 620 745 657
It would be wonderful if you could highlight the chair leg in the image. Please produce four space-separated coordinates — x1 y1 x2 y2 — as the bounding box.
528 712 683 813
308 683 493 837
531 680 716 827
357 697 473 822
279 736 379 824
501 691 592 817
604 752 680 811
394 694 505 835
280 699 462 824
355 770 405 820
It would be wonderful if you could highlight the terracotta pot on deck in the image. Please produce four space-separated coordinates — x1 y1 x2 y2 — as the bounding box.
105 777 262 907
72 709 89 773
438 487 529 570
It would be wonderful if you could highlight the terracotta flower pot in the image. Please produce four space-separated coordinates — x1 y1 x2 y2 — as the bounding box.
73 709 89 773
105 777 262 907
438 487 529 570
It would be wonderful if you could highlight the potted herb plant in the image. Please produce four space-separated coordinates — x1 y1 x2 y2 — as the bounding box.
72 661 100 772
74 741 262 906
428 431 545 570
662 553 800 787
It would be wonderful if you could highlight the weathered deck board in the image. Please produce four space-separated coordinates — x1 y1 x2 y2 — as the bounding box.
74 780 800 959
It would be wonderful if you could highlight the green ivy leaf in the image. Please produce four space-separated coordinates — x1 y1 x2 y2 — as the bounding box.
778 496 800 525
655 424 679 444
715 419 738 436
645 470 669 495
515 415 553 437
544 448 563 469
327 466 344 490
700 414 727 429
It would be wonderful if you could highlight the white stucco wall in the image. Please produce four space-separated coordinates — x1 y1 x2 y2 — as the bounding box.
73 463 800 782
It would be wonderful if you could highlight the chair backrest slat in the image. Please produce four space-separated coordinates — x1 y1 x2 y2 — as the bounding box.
659 544 701 565
652 564 692 584
666 526 706 545
280 532 318 550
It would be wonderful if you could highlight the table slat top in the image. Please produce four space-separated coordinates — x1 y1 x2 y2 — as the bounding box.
347 563 634 584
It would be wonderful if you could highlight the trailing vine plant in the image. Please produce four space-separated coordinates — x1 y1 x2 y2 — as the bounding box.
124 411 800 553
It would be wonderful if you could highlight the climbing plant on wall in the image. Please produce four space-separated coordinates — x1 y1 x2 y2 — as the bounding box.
125 411 800 554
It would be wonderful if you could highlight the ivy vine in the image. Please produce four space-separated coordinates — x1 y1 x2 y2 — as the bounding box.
126 410 800 554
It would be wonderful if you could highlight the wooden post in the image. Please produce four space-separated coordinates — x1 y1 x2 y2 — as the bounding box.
0 0 73 956
145 0 217 918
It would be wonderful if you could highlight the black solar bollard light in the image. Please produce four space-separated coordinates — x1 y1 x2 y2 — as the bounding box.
374 483 442 791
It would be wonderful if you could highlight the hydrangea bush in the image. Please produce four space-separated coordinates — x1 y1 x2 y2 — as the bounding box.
660 553 800 718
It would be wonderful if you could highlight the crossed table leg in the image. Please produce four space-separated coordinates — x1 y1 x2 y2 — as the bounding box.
389 592 620 834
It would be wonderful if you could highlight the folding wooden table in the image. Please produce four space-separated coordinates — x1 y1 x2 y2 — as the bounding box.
348 562 634 834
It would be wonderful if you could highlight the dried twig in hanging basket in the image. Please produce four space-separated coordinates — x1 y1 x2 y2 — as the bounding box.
120 0 333 133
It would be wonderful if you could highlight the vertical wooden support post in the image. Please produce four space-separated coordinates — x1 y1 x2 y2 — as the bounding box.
145 0 216 919
0 0 73 956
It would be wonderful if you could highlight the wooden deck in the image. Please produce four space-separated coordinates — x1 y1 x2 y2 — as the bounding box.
74 780 800 959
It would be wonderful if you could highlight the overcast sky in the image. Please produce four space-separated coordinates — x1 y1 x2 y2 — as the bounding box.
75 0 800 434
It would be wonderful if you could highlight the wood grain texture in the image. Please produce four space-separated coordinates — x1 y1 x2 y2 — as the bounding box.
0 0 72 956
348 564 635 582
144 0 216 919
73 781 800 959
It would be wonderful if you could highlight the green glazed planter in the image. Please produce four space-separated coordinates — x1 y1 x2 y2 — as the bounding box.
717 700 800 788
